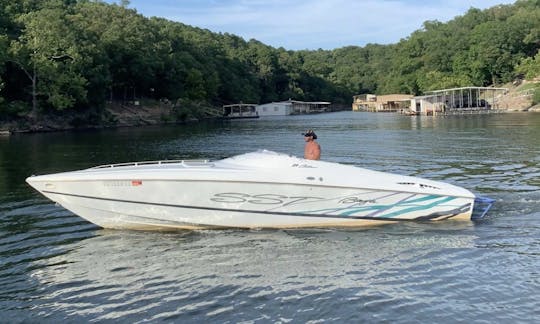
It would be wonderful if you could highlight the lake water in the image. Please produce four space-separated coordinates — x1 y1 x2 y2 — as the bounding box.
1 111 540 323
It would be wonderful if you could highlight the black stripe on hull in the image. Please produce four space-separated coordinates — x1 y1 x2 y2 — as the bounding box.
43 190 471 222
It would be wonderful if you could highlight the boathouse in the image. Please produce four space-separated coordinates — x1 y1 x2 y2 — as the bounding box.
223 103 259 119
256 102 293 116
410 87 508 115
352 94 413 112
256 100 331 116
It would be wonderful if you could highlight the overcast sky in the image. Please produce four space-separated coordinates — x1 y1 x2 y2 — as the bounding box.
113 0 516 50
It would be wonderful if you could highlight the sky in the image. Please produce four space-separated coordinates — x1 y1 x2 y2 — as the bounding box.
112 0 516 50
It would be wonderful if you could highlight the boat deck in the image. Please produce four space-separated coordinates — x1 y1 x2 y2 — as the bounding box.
90 159 214 170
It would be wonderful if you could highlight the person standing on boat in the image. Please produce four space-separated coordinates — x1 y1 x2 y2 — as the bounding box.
303 129 321 160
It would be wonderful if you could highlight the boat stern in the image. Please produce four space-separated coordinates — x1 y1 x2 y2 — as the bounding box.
471 196 495 220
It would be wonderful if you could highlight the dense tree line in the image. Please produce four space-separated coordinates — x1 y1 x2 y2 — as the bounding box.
0 0 539 122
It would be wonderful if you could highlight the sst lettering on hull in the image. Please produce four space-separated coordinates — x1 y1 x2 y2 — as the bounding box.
211 193 378 207
210 193 324 206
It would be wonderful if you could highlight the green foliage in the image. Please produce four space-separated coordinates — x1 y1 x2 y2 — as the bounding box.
0 101 29 119
375 1 540 93
8 4 89 112
0 35 6 108
533 85 540 105
516 50 540 79
0 0 540 121
172 98 216 122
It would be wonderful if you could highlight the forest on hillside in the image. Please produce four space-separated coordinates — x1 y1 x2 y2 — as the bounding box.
0 0 539 124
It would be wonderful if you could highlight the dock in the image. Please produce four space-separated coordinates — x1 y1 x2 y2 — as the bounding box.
222 104 259 119
409 87 508 115
352 94 413 112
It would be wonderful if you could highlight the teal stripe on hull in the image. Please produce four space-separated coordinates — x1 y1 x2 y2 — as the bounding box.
378 196 457 218
299 195 459 219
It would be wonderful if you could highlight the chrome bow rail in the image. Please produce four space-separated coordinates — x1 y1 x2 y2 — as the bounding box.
90 159 212 169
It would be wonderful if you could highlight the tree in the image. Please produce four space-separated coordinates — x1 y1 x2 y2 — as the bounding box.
0 35 6 107
516 50 540 78
8 5 88 117
1 0 540 124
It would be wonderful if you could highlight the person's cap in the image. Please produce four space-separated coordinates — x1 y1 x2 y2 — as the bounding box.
302 129 317 139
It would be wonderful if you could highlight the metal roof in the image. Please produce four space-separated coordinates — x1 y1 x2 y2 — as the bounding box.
426 86 508 94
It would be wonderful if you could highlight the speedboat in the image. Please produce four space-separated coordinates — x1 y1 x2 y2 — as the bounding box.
26 150 494 230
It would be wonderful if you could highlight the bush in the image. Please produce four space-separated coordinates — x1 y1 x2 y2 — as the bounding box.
0 101 30 119
533 86 540 105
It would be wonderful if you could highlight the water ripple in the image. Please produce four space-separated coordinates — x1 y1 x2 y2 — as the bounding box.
1 112 540 322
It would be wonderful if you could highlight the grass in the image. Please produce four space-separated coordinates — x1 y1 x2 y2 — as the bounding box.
516 82 539 92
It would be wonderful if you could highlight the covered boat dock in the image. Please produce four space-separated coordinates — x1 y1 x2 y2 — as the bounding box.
352 94 413 112
410 87 508 115
222 103 259 119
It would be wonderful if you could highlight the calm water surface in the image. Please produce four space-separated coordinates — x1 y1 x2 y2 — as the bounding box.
1 112 540 323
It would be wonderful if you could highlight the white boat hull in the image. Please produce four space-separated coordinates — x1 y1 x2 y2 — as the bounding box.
26 150 489 230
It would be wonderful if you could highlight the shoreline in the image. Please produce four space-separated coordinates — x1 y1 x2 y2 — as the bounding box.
1 108 538 136
0 100 221 135
2 80 538 135
0 115 216 135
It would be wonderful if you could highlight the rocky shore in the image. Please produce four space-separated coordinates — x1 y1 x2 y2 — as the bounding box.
0 100 222 135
